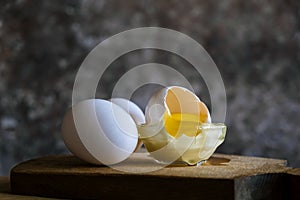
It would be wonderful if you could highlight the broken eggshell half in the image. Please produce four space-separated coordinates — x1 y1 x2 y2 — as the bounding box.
138 86 226 165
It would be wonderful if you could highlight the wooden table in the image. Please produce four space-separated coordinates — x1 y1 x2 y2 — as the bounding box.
7 153 300 200
0 176 63 199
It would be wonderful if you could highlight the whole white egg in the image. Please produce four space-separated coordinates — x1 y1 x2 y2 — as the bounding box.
110 98 145 125
110 98 145 152
61 99 138 165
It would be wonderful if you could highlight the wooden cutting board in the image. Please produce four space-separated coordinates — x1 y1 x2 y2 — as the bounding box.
10 153 298 200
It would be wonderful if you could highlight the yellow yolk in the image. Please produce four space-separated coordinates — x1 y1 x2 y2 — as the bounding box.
160 87 211 138
164 99 209 138
163 102 210 138
163 113 201 138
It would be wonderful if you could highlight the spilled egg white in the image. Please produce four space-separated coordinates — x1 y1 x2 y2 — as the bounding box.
61 99 138 165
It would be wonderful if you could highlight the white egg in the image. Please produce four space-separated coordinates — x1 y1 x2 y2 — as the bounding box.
61 99 138 165
110 98 145 152
110 98 145 125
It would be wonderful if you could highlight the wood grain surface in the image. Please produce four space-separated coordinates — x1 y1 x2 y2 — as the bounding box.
10 153 295 200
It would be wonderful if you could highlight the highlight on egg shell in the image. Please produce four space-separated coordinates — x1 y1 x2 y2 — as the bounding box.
61 99 139 165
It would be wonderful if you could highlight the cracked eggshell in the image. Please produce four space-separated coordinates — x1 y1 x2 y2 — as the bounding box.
145 86 211 124
61 99 138 165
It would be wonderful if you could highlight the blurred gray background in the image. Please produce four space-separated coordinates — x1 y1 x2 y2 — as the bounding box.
1 0 300 175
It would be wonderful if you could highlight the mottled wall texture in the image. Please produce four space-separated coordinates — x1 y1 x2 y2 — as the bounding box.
1 0 300 175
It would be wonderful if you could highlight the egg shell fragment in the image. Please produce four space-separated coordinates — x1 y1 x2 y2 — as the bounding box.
145 86 211 124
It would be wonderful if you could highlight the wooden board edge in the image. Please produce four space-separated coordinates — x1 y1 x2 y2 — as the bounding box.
285 168 300 200
234 173 287 200
11 171 235 200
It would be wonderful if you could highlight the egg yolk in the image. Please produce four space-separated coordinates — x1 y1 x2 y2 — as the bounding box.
163 102 210 138
162 88 210 138
164 113 200 138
